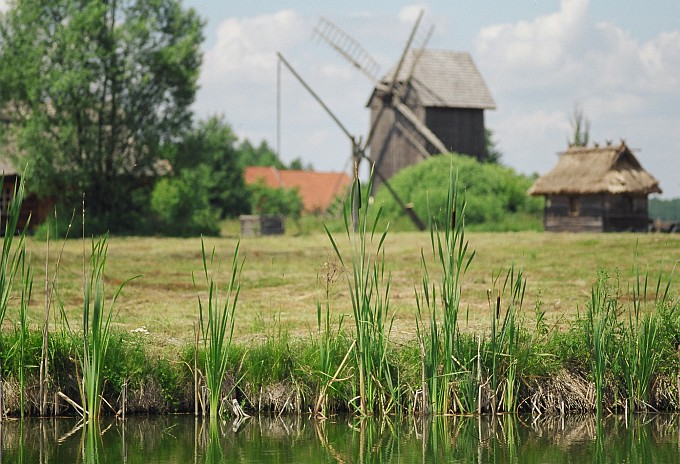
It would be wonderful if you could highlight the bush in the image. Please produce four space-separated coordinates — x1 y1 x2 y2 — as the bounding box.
373 154 544 231
150 167 221 237
248 180 303 220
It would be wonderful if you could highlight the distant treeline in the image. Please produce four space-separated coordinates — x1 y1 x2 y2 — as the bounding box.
649 198 680 222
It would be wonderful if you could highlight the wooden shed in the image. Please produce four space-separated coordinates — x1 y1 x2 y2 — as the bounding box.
0 160 51 232
528 142 662 232
367 50 496 187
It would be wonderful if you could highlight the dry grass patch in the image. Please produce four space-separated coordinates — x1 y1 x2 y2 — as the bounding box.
17 231 678 347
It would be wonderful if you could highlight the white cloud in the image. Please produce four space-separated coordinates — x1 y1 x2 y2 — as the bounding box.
398 4 429 24
201 10 307 85
474 0 680 197
476 0 588 75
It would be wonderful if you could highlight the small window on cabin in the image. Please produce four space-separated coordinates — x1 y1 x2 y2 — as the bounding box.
569 196 580 216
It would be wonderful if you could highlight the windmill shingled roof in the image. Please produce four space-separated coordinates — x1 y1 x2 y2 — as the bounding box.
382 49 496 109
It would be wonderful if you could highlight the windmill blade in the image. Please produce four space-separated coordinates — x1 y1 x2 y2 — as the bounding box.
384 9 425 95
399 24 434 97
359 153 426 231
394 120 431 159
277 52 356 146
392 98 448 154
313 17 381 82
361 9 426 154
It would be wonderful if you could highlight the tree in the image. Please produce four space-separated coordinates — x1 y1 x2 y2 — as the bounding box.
0 0 204 233
238 139 285 169
171 115 249 218
484 128 503 164
569 105 591 147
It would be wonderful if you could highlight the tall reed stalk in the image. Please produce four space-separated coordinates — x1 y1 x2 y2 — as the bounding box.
16 249 32 418
325 173 395 415
195 239 244 421
622 248 674 411
488 265 525 413
415 167 474 415
0 175 28 422
313 261 347 417
81 236 132 420
585 270 618 417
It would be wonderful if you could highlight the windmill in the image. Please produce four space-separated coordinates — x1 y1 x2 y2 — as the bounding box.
277 10 469 230
313 12 452 176
315 10 496 183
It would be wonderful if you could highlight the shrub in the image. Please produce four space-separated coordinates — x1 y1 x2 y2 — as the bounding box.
150 167 221 237
373 154 543 231
248 180 303 220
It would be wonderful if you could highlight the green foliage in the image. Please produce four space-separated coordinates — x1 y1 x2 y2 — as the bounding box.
172 115 250 218
195 239 243 421
649 198 680 222
416 167 475 414
238 139 285 169
373 154 543 230
80 236 134 419
150 166 221 237
569 105 591 147
484 128 503 164
0 0 204 234
248 180 303 219
325 175 397 415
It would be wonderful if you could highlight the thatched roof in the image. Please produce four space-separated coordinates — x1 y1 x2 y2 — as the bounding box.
528 142 662 196
377 50 496 110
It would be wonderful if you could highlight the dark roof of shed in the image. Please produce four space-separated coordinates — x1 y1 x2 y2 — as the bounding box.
528 142 662 196
379 49 496 109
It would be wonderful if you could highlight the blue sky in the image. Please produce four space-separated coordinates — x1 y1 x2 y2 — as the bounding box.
3 0 678 198
180 0 680 199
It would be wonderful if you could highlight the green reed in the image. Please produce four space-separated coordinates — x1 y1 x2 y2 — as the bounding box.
415 167 475 414
313 261 348 417
81 236 132 419
195 238 244 421
325 173 396 415
488 265 525 413
621 249 675 411
0 175 28 421
585 269 619 417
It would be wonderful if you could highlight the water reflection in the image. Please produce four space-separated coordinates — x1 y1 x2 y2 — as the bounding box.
0 413 679 463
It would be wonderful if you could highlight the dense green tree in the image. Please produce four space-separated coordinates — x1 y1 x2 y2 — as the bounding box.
0 0 204 233
238 139 285 169
172 115 249 218
649 198 680 222
484 128 503 164
150 165 220 236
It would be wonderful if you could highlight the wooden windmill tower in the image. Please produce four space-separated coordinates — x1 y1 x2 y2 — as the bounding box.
314 11 496 189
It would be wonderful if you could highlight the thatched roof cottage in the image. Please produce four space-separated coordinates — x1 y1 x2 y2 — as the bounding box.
528 142 661 232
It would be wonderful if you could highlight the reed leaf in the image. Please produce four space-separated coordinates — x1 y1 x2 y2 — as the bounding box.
195 238 244 421
325 172 395 415
81 236 134 419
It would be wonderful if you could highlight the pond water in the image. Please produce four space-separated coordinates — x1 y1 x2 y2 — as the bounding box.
1 413 679 463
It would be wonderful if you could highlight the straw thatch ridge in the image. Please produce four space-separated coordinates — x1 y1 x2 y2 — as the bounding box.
528 142 662 196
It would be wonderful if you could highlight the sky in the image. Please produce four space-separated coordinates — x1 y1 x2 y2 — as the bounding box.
2 0 679 198
180 0 680 199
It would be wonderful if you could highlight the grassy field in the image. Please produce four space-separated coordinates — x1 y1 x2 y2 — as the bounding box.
19 225 679 353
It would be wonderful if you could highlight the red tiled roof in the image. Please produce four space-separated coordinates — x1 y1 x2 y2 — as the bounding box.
244 166 351 213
